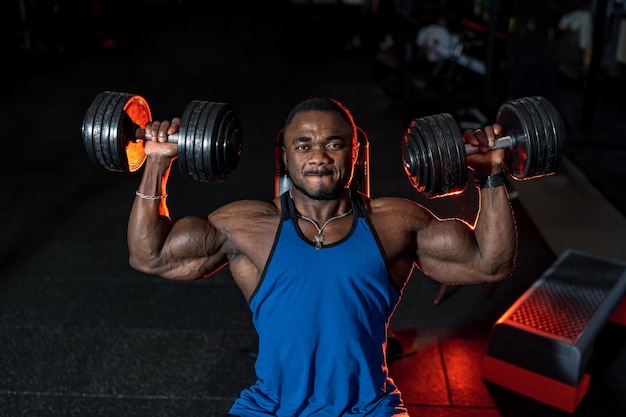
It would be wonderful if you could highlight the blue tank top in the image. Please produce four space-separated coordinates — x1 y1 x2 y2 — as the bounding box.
228 191 408 416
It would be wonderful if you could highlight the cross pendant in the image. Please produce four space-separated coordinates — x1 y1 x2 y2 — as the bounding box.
314 233 325 250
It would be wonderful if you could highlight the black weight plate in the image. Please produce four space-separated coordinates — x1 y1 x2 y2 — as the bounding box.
497 98 536 179
402 122 419 184
178 101 242 183
83 91 119 170
91 91 129 171
220 106 243 176
213 104 241 181
209 103 224 182
216 105 243 180
204 102 221 182
185 101 204 182
197 101 217 182
193 101 212 182
403 118 435 195
82 91 109 169
516 97 545 179
442 113 468 194
415 118 437 196
407 116 438 197
423 115 445 198
524 96 554 177
222 108 243 177
409 127 429 191
431 114 454 196
103 92 130 171
178 100 206 180
435 113 467 197
543 96 566 170
528 97 556 176
529 96 566 176
203 102 225 182
82 91 150 172
401 122 422 190
417 119 436 196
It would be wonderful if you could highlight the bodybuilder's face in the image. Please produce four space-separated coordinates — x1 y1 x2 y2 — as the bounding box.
282 110 356 200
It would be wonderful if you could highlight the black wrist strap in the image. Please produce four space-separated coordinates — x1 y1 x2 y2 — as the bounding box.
475 172 506 189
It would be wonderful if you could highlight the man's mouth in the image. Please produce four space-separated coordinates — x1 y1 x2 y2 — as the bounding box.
304 170 333 177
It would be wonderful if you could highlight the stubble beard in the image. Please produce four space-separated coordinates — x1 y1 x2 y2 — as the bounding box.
293 183 339 201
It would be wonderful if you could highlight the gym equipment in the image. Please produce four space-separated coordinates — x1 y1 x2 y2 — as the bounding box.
402 96 565 198
82 91 242 182
482 249 626 412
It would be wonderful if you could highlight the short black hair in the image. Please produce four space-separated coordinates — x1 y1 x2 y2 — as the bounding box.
284 98 355 131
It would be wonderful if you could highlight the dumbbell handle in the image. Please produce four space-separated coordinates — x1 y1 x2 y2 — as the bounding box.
140 130 180 143
464 135 514 155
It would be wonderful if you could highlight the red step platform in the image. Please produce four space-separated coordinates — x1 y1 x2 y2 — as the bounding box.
482 249 626 413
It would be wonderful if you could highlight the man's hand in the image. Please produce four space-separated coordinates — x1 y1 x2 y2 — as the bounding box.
463 123 505 178
136 118 182 159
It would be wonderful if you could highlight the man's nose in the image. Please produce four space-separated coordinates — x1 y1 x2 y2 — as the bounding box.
308 148 331 164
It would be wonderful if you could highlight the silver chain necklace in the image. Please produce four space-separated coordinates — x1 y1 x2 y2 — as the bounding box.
289 188 353 250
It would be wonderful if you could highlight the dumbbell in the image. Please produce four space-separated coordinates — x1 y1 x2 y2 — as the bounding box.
402 95 566 198
81 91 243 182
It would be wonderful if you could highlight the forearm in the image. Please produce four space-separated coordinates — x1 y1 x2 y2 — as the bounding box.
127 156 175 270
473 181 517 279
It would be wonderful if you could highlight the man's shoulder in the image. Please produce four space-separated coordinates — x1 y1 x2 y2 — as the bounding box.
367 196 433 225
368 196 422 211
218 199 280 218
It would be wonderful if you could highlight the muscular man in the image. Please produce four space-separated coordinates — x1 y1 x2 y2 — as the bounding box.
128 97 517 416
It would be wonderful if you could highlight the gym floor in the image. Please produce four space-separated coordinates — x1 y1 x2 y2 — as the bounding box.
1 2 625 416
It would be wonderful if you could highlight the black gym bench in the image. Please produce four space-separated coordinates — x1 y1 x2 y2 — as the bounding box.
482 249 626 413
